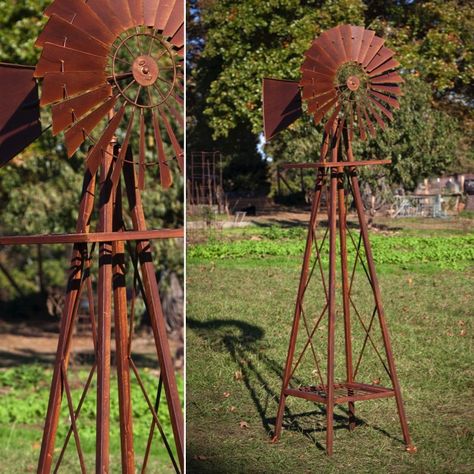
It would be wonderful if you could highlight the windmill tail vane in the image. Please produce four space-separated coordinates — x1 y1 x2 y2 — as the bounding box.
0 1 184 472
263 25 416 456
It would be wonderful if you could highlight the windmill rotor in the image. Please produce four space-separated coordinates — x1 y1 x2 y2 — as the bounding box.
263 24 403 145
33 0 184 188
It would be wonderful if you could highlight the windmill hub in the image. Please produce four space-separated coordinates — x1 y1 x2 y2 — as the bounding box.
133 55 159 86
347 75 360 91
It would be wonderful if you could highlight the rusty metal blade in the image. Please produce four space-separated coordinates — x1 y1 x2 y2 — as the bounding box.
45 0 116 45
176 46 184 57
128 0 144 25
36 15 109 58
357 29 376 64
111 109 136 189
86 105 125 175
262 78 302 140
369 59 400 78
369 96 394 121
326 26 348 62
0 63 41 167
370 83 402 96
366 47 395 72
139 109 146 190
316 31 344 65
163 1 183 37
301 81 334 99
301 68 335 81
350 26 364 61
324 104 341 135
65 96 117 157
367 103 386 130
314 97 338 124
301 59 336 78
306 43 339 70
163 102 183 128
154 0 176 31
52 84 112 135
41 71 108 106
144 0 160 27
35 43 108 78
362 36 384 68
362 106 376 137
307 90 337 113
370 71 404 84
369 90 400 109
86 0 125 37
110 0 135 30
170 24 184 49
340 25 353 61
159 107 182 166
152 109 173 188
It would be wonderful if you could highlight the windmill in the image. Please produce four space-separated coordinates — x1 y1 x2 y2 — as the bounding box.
262 25 416 456
0 1 184 472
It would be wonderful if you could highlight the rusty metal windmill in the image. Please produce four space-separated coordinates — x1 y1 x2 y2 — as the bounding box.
263 25 416 456
0 1 184 472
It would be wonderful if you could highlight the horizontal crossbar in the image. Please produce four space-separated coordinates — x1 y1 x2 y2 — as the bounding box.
0 229 184 246
280 159 391 170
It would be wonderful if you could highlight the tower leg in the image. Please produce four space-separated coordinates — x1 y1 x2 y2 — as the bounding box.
345 131 415 451
96 145 114 473
325 135 340 456
337 168 355 430
272 168 326 442
112 181 135 472
38 171 96 473
123 158 184 471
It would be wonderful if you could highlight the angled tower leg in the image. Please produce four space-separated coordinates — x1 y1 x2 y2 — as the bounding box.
38 170 96 473
345 131 415 452
96 143 115 473
123 157 184 471
112 178 135 473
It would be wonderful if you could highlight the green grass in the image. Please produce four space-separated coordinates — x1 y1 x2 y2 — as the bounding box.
186 223 474 473
0 365 183 473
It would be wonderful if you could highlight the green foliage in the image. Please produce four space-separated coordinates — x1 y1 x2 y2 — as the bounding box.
188 226 474 269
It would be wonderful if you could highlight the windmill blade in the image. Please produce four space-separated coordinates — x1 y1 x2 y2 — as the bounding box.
163 1 183 38
339 24 353 61
155 0 177 31
107 0 135 31
369 96 394 121
324 27 347 63
324 104 342 135
356 104 367 141
314 97 338 124
306 43 340 70
159 107 183 170
45 0 116 45
362 35 384 67
369 59 400 78
41 71 108 106
370 71 404 84
370 84 402 96
86 0 125 37
262 78 302 141
170 24 185 49
350 26 365 62
367 103 386 130
144 0 161 27
152 109 173 188
357 29 376 64
0 63 41 167
366 47 395 73
86 105 126 175
36 14 109 57
369 90 400 109
65 95 118 157
52 84 112 135
362 106 376 137
307 90 337 114
35 43 108 77
128 0 144 25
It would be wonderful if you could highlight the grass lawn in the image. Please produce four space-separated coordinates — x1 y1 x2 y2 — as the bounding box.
0 365 182 473
186 217 473 473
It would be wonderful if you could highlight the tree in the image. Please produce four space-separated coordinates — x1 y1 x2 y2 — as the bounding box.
188 0 473 192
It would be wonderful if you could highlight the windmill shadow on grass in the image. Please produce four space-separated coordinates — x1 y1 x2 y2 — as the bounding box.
188 317 400 450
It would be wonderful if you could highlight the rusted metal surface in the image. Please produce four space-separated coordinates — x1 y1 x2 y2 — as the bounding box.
0 1 188 471
0 63 41 167
262 78 302 140
266 25 415 456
